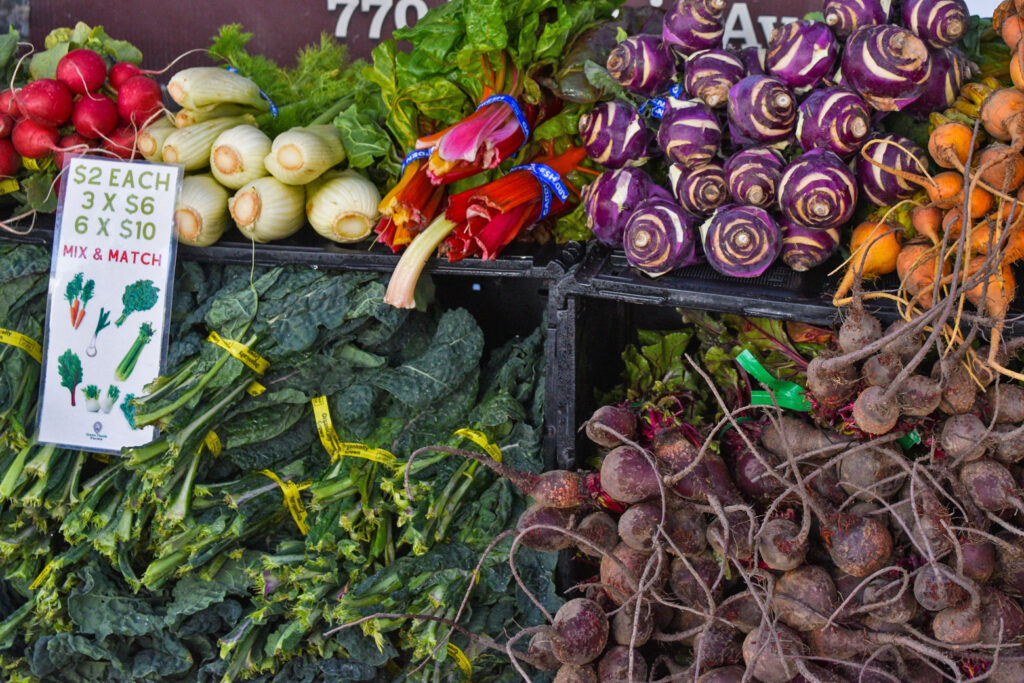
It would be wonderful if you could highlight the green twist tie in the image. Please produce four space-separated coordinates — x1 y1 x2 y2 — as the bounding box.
736 349 812 412
897 429 921 450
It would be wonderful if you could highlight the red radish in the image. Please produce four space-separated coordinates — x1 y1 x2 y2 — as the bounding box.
71 93 117 139
0 113 13 138
56 49 108 95
17 79 73 127
0 88 20 118
53 132 94 169
102 124 139 159
11 119 59 159
108 62 144 90
0 139 21 177
117 75 162 125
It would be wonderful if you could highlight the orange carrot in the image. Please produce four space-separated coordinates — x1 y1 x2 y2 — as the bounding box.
833 221 902 303
69 300 79 326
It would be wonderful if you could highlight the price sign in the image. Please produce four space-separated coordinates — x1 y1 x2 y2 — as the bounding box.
37 156 182 453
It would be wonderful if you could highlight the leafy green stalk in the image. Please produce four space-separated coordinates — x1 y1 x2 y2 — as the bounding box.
115 279 159 327
57 349 82 406
114 322 155 381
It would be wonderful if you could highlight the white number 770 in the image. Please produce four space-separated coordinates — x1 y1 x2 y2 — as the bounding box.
328 0 427 40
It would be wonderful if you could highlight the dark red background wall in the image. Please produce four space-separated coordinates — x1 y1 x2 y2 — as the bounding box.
30 0 818 68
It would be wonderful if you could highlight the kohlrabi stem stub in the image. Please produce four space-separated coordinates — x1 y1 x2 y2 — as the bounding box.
37 155 182 453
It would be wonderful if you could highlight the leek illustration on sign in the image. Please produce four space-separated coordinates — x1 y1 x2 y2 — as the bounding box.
37 155 181 452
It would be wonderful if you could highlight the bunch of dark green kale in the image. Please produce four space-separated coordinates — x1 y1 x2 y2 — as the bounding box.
0 243 557 682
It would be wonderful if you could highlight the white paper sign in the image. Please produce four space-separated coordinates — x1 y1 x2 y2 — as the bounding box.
37 156 182 453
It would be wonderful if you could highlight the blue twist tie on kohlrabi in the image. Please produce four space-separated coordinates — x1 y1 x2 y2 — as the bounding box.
400 147 434 176
642 84 685 119
510 163 570 220
477 95 531 146
225 66 279 117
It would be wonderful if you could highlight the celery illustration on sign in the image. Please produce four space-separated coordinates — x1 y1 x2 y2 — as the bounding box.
82 385 100 412
57 349 82 406
101 385 119 413
115 322 154 381
115 280 159 327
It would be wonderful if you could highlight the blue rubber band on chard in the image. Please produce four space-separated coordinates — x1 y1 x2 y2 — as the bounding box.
856 132 928 206
901 0 969 49
700 204 782 278
399 147 434 176
823 0 890 39
723 146 785 207
683 49 746 109
777 149 858 230
579 100 651 168
839 25 932 111
765 20 838 93
606 34 675 97
225 65 279 117
797 87 871 157
727 75 796 147
657 97 721 168
669 161 727 217
582 167 658 248
509 164 569 219
780 219 841 272
477 94 531 141
624 199 700 277
663 0 727 54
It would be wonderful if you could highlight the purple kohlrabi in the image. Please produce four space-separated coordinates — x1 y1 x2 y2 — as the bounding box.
669 161 727 216
856 133 929 206
777 149 858 230
797 87 871 157
766 20 839 93
700 204 782 278
582 167 657 248
623 199 701 277
780 219 841 272
723 146 785 207
657 97 722 168
727 75 796 146
839 25 932 111
579 100 651 168
606 34 676 97
902 0 970 49
684 49 747 109
663 0 727 54
904 47 973 117
823 0 889 39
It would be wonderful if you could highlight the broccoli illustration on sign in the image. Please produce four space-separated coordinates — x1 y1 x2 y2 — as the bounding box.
115 280 159 327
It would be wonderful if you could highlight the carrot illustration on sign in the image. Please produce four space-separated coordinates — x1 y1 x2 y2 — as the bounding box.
64 273 95 329
64 273 82 326
115 280 159 327
115 322 154 381
57 349 81 406
74 278 94 329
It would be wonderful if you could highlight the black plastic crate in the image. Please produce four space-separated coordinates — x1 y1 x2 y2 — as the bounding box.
0 214 584 279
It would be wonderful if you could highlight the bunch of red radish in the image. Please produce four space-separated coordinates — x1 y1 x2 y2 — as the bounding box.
0 48 163 178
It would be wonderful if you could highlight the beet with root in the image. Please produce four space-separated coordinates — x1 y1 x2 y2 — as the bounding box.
896 375 942 417
805 352 859 412
610 599 653 646
960 458 1024 513
851 385 901 435
528 631 562 671
890 481 954 560
600 543 664 605
940 413 988 462
617 502 660 552
760 415 850 459
575 511 619 557
914 564 970 612
714 591 763 633
741 624 807 683
758 517 809 571
670 552 723 608
838 308 883 354
839 445 906 501
517 503 575 552
933 358 977 414
992 424 1024 463
932 603 982 644
692 621 744 670
883 320 923 364
960 538 997 583
986 383 1024 424
550 598 609 665
733 447 787 502
862 577 918 624
600 446 660 503
774 565 840 631
596 646 647 682
664 501 708 556
812 489 894 577
863 351 902 386
554 663 597 683
585 404 638 448
696 667 745 683
994 538 1024 596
